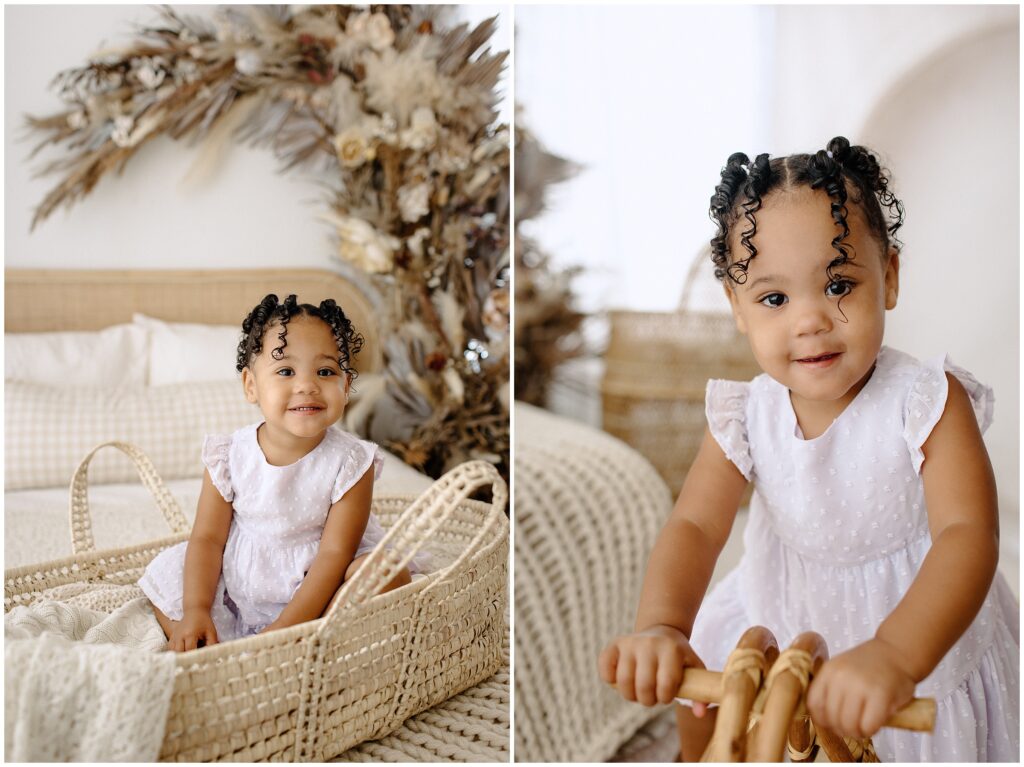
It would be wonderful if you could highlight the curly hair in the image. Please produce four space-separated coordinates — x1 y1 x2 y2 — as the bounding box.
709 136 905 289
235 293 365 381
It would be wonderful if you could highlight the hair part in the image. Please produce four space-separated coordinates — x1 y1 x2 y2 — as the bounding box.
236 293 365 381
709 136 905 289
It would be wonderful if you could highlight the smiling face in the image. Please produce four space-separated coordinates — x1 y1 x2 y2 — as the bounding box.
725 186 900 413
241 315 350 446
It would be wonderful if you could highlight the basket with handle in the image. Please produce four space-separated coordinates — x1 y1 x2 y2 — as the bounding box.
4 440 509 762
601 246 760 495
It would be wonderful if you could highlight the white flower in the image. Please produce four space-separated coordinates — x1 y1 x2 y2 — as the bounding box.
442 366 465 404
234 48 263 76
334 216 400 274
362 39 441 125
66 110 88 130
346 11 395 52
397 182 431 223
333 126 375 168
399 106 438 151
406 227 431 259
110 115 135 147
135 59 165 90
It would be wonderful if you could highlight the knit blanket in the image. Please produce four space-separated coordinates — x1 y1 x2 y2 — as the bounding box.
4 584 175 761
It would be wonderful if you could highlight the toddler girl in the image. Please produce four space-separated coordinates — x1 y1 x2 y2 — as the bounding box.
140 293 424 651
599 137 1019 761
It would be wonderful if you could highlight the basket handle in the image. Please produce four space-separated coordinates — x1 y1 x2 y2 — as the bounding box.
319 460 507 629
678 244 713 311
69 441 191 554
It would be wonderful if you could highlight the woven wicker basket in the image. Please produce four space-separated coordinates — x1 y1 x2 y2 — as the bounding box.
601 247 761 495
4 441 508 762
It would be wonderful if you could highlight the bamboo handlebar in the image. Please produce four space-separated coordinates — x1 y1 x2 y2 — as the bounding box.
676 668 936 732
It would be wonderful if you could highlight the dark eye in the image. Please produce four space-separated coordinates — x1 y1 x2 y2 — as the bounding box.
276 368 294 377
758 292 787 308
318 368 336 377
826 279 854 297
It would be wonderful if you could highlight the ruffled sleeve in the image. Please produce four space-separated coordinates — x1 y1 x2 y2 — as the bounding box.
705 379 753 481
331 438 385 504
201 434 234 502
903 354 995 474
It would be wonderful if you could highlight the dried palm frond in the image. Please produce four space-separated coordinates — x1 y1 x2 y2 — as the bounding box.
514 117 587 407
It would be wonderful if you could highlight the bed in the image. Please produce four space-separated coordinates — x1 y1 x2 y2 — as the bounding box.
4 267 508 762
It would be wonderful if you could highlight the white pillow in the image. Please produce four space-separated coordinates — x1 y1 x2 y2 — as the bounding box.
5 380 259 490
5 324 149 388
132 313 241 385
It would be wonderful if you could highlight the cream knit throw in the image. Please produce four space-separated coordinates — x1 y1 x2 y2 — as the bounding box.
5 584 175 761
514 403 674 762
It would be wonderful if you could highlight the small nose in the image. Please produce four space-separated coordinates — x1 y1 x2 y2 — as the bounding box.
293 371 320 393
793 298 833 336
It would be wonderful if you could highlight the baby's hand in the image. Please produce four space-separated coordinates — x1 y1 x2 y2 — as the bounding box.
168 608 219 652
806 638 916 738
598 625 708 714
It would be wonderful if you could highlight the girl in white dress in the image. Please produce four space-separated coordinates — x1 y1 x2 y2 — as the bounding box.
140 294 424 650
600 137 1019 761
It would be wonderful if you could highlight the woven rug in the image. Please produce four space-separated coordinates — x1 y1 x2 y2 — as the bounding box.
333 631 510 762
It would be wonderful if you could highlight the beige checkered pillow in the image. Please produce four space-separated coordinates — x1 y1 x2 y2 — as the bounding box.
5 380 260 490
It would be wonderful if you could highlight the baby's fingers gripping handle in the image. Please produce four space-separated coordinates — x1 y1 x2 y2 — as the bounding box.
319 460 507 628
69 441 190 554
677 670 937 733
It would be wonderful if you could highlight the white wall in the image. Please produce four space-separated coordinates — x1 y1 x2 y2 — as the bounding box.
860 24 1019 524
515 4 776 316
4 4 510 271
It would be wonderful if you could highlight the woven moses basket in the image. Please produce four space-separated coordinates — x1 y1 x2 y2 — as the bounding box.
601 246 761 495
4 442 509 761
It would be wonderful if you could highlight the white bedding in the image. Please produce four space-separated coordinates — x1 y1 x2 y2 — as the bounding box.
4 451 433 569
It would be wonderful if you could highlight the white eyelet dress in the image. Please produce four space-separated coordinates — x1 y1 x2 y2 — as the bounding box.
685 346 1019 761
139 421 428 641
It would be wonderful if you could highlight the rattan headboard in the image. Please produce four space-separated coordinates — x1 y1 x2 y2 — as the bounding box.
4 268 383 373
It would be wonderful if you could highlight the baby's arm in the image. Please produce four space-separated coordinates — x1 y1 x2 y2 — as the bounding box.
263 466 374 632
170 469 233 651
808 373 999 737
599 425 749 707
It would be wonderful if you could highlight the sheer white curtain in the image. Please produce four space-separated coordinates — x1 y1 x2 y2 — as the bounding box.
515 5 776 315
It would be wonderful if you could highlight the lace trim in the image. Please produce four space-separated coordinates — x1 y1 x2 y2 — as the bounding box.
201 432 234 501
903 355 994 473
331 438 384 504
705 379 753 481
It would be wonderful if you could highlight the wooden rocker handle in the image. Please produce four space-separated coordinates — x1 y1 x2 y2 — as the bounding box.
746 632 829 761
677 668 937 734
702 626 780 761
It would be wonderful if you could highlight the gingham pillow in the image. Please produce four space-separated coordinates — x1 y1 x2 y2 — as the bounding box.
5 380 260 490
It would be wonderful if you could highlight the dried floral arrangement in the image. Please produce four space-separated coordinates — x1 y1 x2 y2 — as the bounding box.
25 4 510 482
513 119 585 406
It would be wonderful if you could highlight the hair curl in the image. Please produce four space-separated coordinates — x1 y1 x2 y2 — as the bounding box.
235 293 365 381
709 136 905 290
